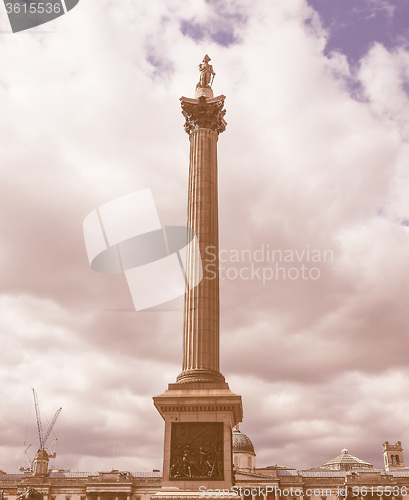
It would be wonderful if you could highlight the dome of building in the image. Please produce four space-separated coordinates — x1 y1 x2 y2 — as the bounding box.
35 449 49 460
233 425 255 456
33 448 50 477
321 448 373 471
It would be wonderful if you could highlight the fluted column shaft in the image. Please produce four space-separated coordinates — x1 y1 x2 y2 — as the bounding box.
177 95 227 384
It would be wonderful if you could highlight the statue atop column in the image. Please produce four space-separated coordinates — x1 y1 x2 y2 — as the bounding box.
195 55 215 98
197 54 215 89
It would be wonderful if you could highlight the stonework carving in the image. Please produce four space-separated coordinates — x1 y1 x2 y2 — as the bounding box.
17 488 43 500
180 96 227 135
169 422 224 480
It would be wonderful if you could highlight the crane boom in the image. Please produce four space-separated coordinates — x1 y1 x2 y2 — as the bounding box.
32 388 44 449
42 407 62 446
20 389 62 472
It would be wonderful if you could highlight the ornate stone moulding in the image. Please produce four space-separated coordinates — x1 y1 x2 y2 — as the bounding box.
180 95 227 136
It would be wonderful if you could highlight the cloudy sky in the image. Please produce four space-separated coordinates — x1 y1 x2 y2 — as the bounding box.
1 0 409 474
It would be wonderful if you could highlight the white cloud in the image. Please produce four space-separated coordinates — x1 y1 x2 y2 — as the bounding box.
1 0 409 474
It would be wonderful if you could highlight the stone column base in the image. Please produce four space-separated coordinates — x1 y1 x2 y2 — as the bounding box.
153 384 242 490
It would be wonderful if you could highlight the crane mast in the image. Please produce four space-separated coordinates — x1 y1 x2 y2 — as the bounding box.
32 389 44 450
32 388 62 452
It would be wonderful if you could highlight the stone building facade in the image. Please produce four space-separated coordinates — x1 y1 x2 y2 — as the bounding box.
1 439 409 500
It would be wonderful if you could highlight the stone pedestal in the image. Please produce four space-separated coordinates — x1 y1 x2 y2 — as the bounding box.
154 383 242 489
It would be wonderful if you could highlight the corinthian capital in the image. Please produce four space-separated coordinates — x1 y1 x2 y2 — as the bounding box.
180 95 227 136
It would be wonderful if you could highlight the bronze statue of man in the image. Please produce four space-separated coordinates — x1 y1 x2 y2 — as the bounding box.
197 54 215 89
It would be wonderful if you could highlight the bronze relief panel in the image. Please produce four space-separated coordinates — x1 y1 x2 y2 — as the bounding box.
169 422 224 480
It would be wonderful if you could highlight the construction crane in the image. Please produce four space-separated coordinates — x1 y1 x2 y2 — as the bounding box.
20 389 62 472
32 389 62 453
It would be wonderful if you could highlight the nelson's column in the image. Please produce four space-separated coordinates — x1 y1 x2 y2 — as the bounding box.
153 56 243 491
